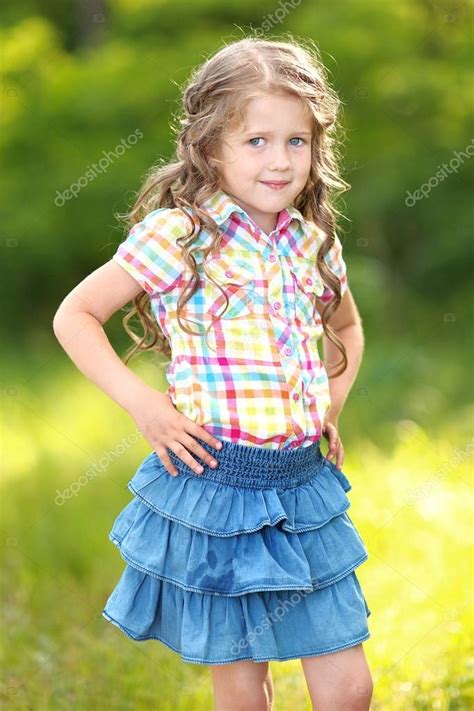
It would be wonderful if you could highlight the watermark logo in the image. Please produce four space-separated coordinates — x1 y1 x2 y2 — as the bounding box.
54 428 143 505
252 0 302 36
404 437 474 505
229 588 311 656
405 138 474 206
54 128 143 206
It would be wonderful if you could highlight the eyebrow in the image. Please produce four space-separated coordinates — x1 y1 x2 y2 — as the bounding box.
242 130 312 135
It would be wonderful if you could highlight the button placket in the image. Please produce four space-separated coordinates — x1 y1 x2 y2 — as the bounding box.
263 253 306 434
265 250 284 320
248 222 272 251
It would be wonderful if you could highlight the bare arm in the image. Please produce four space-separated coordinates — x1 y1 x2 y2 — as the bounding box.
316 287 365 423
52 259 222 475
52 259 157 414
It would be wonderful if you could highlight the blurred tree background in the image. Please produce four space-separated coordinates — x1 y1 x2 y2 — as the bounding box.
1 0 473 709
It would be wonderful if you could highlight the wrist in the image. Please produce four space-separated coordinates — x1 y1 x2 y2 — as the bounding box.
123 381 164 416
324 410 340 426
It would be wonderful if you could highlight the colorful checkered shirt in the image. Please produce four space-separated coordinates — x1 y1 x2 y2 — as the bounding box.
113 189 348 449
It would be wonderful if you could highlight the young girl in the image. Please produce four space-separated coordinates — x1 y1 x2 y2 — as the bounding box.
53 36 373 711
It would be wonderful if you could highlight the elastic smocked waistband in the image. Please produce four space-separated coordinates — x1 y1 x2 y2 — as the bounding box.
168 437 326 489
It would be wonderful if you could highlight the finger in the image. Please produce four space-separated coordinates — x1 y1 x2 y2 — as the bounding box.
155 446 179 477
327 440 340 461
169 441 206 476
325 427 338 460
336 445 345 470
187 422 223 452
180 432 219 469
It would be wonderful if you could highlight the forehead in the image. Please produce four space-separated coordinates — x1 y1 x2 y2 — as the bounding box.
230 93 313 135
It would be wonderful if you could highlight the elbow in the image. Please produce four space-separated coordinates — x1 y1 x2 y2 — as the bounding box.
332 314 363 334
52 296 75 340
52 289 79 338
346 316 364 343
52 305 67 341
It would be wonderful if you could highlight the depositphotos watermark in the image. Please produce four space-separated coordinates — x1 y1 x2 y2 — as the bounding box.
54 429 143 505
252 0 302 36
405 137 474 206
230 588 311 656
54 128 143 206
404 437 474 505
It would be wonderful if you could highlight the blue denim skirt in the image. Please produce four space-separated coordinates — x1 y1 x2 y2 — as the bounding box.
102 438 371 665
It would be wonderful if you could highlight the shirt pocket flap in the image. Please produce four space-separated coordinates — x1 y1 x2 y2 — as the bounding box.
205 255 255 286
289 259 325 296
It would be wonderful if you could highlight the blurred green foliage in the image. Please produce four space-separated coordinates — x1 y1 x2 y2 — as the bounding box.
1 0 472 337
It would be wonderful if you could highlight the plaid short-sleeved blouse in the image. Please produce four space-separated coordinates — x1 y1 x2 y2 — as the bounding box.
113 189 348 449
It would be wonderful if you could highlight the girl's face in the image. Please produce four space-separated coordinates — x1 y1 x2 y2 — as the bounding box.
210 92 313 235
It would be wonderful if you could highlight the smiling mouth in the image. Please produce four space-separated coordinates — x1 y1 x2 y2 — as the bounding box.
260 181 291 191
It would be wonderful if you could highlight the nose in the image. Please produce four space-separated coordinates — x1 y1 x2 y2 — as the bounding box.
267 144 292 171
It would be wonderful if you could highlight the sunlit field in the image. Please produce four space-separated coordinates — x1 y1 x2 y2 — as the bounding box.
2 349 472 709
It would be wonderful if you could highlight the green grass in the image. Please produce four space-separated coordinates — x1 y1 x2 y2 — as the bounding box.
1 349 473 709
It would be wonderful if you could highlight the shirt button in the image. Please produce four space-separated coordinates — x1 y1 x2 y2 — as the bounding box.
305 277 313 286
273 301 281 310
269 254 277 262
292 392 300 401
284 347 292 356
225 269 233 278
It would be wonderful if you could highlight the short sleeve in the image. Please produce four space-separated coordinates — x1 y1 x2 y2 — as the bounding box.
318 233 349 304
113 207 190 295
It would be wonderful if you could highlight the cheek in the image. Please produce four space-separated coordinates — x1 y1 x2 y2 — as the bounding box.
215 142 238 166
233 155 260 177
296 150 312 174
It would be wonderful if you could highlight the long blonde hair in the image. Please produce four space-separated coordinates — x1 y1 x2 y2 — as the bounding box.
117 34 351 377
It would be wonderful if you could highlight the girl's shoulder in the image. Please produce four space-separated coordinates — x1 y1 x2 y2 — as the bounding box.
136 205 196 240
113 206 196 295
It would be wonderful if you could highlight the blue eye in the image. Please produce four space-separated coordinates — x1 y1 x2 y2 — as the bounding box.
248 137 307 147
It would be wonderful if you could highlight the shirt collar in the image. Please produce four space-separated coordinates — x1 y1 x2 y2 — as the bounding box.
199 188 305 234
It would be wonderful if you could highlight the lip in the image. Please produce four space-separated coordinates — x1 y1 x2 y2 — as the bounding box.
260 181 290 189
